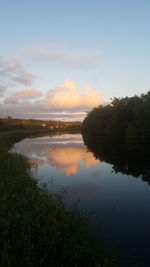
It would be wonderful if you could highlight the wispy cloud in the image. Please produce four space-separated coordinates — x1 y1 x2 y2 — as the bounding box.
0 56 38 92
4 97 21 105
11 73 38 86
24 44 100 69
15 88 44 98
0 86 5 97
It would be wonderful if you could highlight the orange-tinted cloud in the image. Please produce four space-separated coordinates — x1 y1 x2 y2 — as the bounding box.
15 88 43 98
1 77 103 120
48 80 103 109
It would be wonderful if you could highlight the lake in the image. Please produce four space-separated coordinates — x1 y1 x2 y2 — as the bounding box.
12 132 150 266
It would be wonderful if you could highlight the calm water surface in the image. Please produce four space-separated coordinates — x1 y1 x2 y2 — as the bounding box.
13 133 150 266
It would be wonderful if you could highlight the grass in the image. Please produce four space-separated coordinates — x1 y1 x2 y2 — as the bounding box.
0 130 123 267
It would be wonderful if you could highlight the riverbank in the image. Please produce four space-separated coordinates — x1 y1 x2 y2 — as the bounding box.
0 130 121 267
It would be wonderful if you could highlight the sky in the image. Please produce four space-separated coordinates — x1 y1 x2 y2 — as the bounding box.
0 0 150 121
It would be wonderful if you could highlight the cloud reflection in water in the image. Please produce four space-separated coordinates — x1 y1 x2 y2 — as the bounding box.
13 134 99 176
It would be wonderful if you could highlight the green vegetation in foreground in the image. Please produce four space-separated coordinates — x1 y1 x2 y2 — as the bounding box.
0 131 122 266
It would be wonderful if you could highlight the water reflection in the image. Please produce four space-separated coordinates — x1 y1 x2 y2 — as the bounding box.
82 133 150 184
13 132 150 266
13 134 99 176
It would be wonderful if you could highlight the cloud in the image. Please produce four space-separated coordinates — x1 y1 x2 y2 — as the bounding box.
0 56 38 91
0 79 103 120
13 135 99 176
15 88 44 98
2 57 23 72
0 85 5 97
24 45 100 69
4 97 21 105
11 73 38 86
0 103 86 121
47 147 99 176
47 80 103 109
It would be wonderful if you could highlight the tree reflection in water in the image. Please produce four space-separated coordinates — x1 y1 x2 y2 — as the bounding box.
82 133 150 184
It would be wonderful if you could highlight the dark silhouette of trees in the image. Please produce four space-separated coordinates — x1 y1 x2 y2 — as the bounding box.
82 92 150 182
82 92 150 151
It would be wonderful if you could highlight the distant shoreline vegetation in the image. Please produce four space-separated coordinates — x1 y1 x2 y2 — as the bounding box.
0 117 82 132
82 92 150 182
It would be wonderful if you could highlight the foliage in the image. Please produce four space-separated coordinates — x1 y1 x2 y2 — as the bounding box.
82 92 150 150
82 91 150 183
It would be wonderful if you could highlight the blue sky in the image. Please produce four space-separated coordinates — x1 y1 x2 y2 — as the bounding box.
0 0 150 120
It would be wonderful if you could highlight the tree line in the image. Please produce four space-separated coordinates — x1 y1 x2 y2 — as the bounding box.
0 117 81 132
82 91 150 152
82 92 150 181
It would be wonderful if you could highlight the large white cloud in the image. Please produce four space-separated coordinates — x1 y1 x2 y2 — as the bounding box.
47 80 103 109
